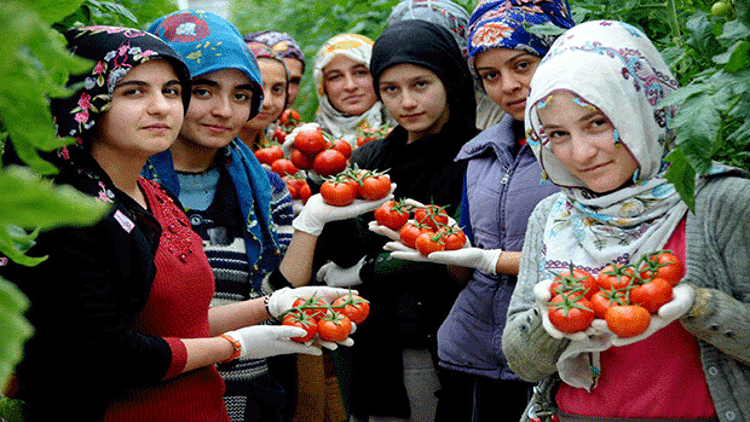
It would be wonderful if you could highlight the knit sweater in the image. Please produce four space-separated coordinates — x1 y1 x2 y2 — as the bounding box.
502 174 750 422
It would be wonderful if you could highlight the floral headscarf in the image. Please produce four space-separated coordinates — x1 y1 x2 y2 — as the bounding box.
524 20 729 278
246 41 290 112
244 30 305 71
312 33 391 146
467 0 574 67
148 9 264 120
387 0 470 58
51 26 190 162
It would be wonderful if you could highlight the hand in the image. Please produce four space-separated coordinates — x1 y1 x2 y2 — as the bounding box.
266 286 356 319
292 184 396 235
292 199 304 217
384 240 430 263
222 325 322 359
368 220 401 242
426 248 502 274
316 258 366 287
534 279 591 342
611 283 695 346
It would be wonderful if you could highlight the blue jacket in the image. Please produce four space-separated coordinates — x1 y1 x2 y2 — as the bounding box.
437 114 559 380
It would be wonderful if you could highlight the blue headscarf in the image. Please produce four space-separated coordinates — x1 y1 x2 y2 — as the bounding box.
467 0 575 66
148 9 264 120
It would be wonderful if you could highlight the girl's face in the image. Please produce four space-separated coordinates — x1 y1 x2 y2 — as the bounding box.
245 58 287 131
473 47 541 121
179 68 256 151
537 90 639 194
94 59 184 162
378 63 449 144
322 55 378 116
283 57 304 107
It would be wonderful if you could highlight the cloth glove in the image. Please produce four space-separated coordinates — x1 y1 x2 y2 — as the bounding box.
610 283 696 346
222 325 322 359
367 220 401 242
292 199 304 217
534 279 604 342
292 184 396 236
316 257 366 287
266 286 355 319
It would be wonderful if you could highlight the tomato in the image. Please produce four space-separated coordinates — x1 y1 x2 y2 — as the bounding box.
317 313 352 342
279 109 300 128
270 158 299 177
292 297 329 321
415 232 445 256
414 205 449 231
399 222 430 249
290 148 314 170
320 180 357 206
589 288 627 319
272 128 287 144
294 127 326 156
282 313 318 342
254 145 284 166
711 1 732 17
605 305 651 338
332 293 370 324
548 294 595 333
313 149 348 177
550 266 598 299
358 175 391 200
374 199 410 231
297 181 312 204
597 263 635 291
639 251 683 286
330 138 352 159
630 277 673 313
439 226 467 250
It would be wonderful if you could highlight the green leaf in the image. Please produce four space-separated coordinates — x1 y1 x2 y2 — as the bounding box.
31 0 84 25
664 148 696 213
0 277 34 393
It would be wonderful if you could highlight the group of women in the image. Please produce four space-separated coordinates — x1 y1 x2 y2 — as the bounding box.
2 0 748 422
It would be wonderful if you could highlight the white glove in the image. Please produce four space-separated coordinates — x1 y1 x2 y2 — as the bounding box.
368 220 402 242
384 240 430 262
611 283 695 346
292 199 304 217
266 286 355 319
425 248 502 274
222 325 322 359
316 258 366 287
534 279 600 342
281 122 321 157
292 184 396 235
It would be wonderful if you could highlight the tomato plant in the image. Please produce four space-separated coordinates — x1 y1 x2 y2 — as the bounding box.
320 179 358 206
630 277 673 313
548 293 595 334
317 312 353 342
605 305 651 338
415 232 445 256
313 149 348 177
282 312 318 342
374 199 410 231
332 292 370 324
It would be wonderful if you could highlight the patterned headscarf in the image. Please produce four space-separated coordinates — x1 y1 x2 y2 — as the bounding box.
312 33 390 146
51 26 190 160
148 10 264 120
524 20 729 280
246 41 290 110
244 30 305 71
467 0 574 66
387 0 470 58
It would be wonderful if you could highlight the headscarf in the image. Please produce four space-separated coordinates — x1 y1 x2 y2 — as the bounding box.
246 40 289 110
243 30 305 71
466 0 575 67
387 0 470 58
524 20 729 277
312 33 390 145
371 19 477 138
51 26 191 165
148 9 264 120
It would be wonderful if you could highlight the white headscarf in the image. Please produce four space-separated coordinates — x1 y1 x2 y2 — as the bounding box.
524 20 726 276
312 33 390 146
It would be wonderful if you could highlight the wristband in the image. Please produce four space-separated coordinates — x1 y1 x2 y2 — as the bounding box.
218 334 242 363
263 295 273 318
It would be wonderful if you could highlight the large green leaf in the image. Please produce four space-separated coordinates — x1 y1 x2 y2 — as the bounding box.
30 0 84 25
0 277 33 397
664 148 697 212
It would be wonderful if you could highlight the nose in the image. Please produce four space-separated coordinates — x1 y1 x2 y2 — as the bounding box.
149 91 171 115
212 94 233 118
400 89 417 109
500 71 521 94
343 73 358 91
571 132 597 164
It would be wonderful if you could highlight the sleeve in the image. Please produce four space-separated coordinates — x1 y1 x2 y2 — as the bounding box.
680 176 750 366
502 195 570 382
266 169 294 254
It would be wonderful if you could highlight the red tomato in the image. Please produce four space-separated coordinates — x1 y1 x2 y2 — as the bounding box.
297 182 312 204
320 180 357 206
414 205 449 231
399 222 431 249
630 277 673 313
415 232 445 256
254 145 284 166
550 266 598 299
317 313 352 342
330 138 352 159
282 313 318 342
639 251 683 286
358 175 391 200
279 109 300 128
294 127 326 156
597 263 635 291
589 288 627 319
605 305 651 338
548 294 595 333
292 297 329 321
272 128 287 144
374 200 409 231
270 158 298 177
332 293 370 324
290 148 314 170
439 226 467 250
313 149 348 177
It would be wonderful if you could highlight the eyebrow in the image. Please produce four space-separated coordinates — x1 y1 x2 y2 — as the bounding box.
192 78 255 91
115 79 181 89
543 109 603 129
475 52 534 71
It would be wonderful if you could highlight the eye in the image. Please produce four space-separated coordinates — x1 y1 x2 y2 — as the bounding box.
414 79 429 89
119 87 144 97
192 87 211 99
163 86 181 98
380 85 397 95
588 116 612 133
234 91 251 102
325 73 341 82
546 129 569 143
480 71 499 83
271 85 285 96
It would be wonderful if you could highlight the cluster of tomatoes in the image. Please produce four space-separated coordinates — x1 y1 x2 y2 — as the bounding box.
282 175 312 204
356 122 392 148
374 199 467 256
271 109 301 144
547 250 684 338
319 166 392 207
280 291 370 343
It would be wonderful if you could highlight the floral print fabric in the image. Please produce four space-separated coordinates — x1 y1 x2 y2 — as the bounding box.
387 0 471 58
243 30 305 69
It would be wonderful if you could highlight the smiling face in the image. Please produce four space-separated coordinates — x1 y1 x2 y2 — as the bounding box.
378 63 449 144
537 90 640 194
93 59 184 163
473 47 541 121
322 55 378 116
245 58 288 132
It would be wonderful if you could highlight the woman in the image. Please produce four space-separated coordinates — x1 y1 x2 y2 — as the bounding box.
144 10 388 422
316 20 478 421
312 33 391 148
238 41 290 151
503 20 750 422
243 30 306 108
4 25 347 422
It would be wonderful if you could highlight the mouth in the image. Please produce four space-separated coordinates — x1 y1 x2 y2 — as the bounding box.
202 123 231 134
401 112 423 121
342 95 362 103
581 162 611 173
507 98 526 108
144 124 171 132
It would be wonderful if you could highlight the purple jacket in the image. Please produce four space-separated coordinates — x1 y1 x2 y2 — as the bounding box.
437 114 559 380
